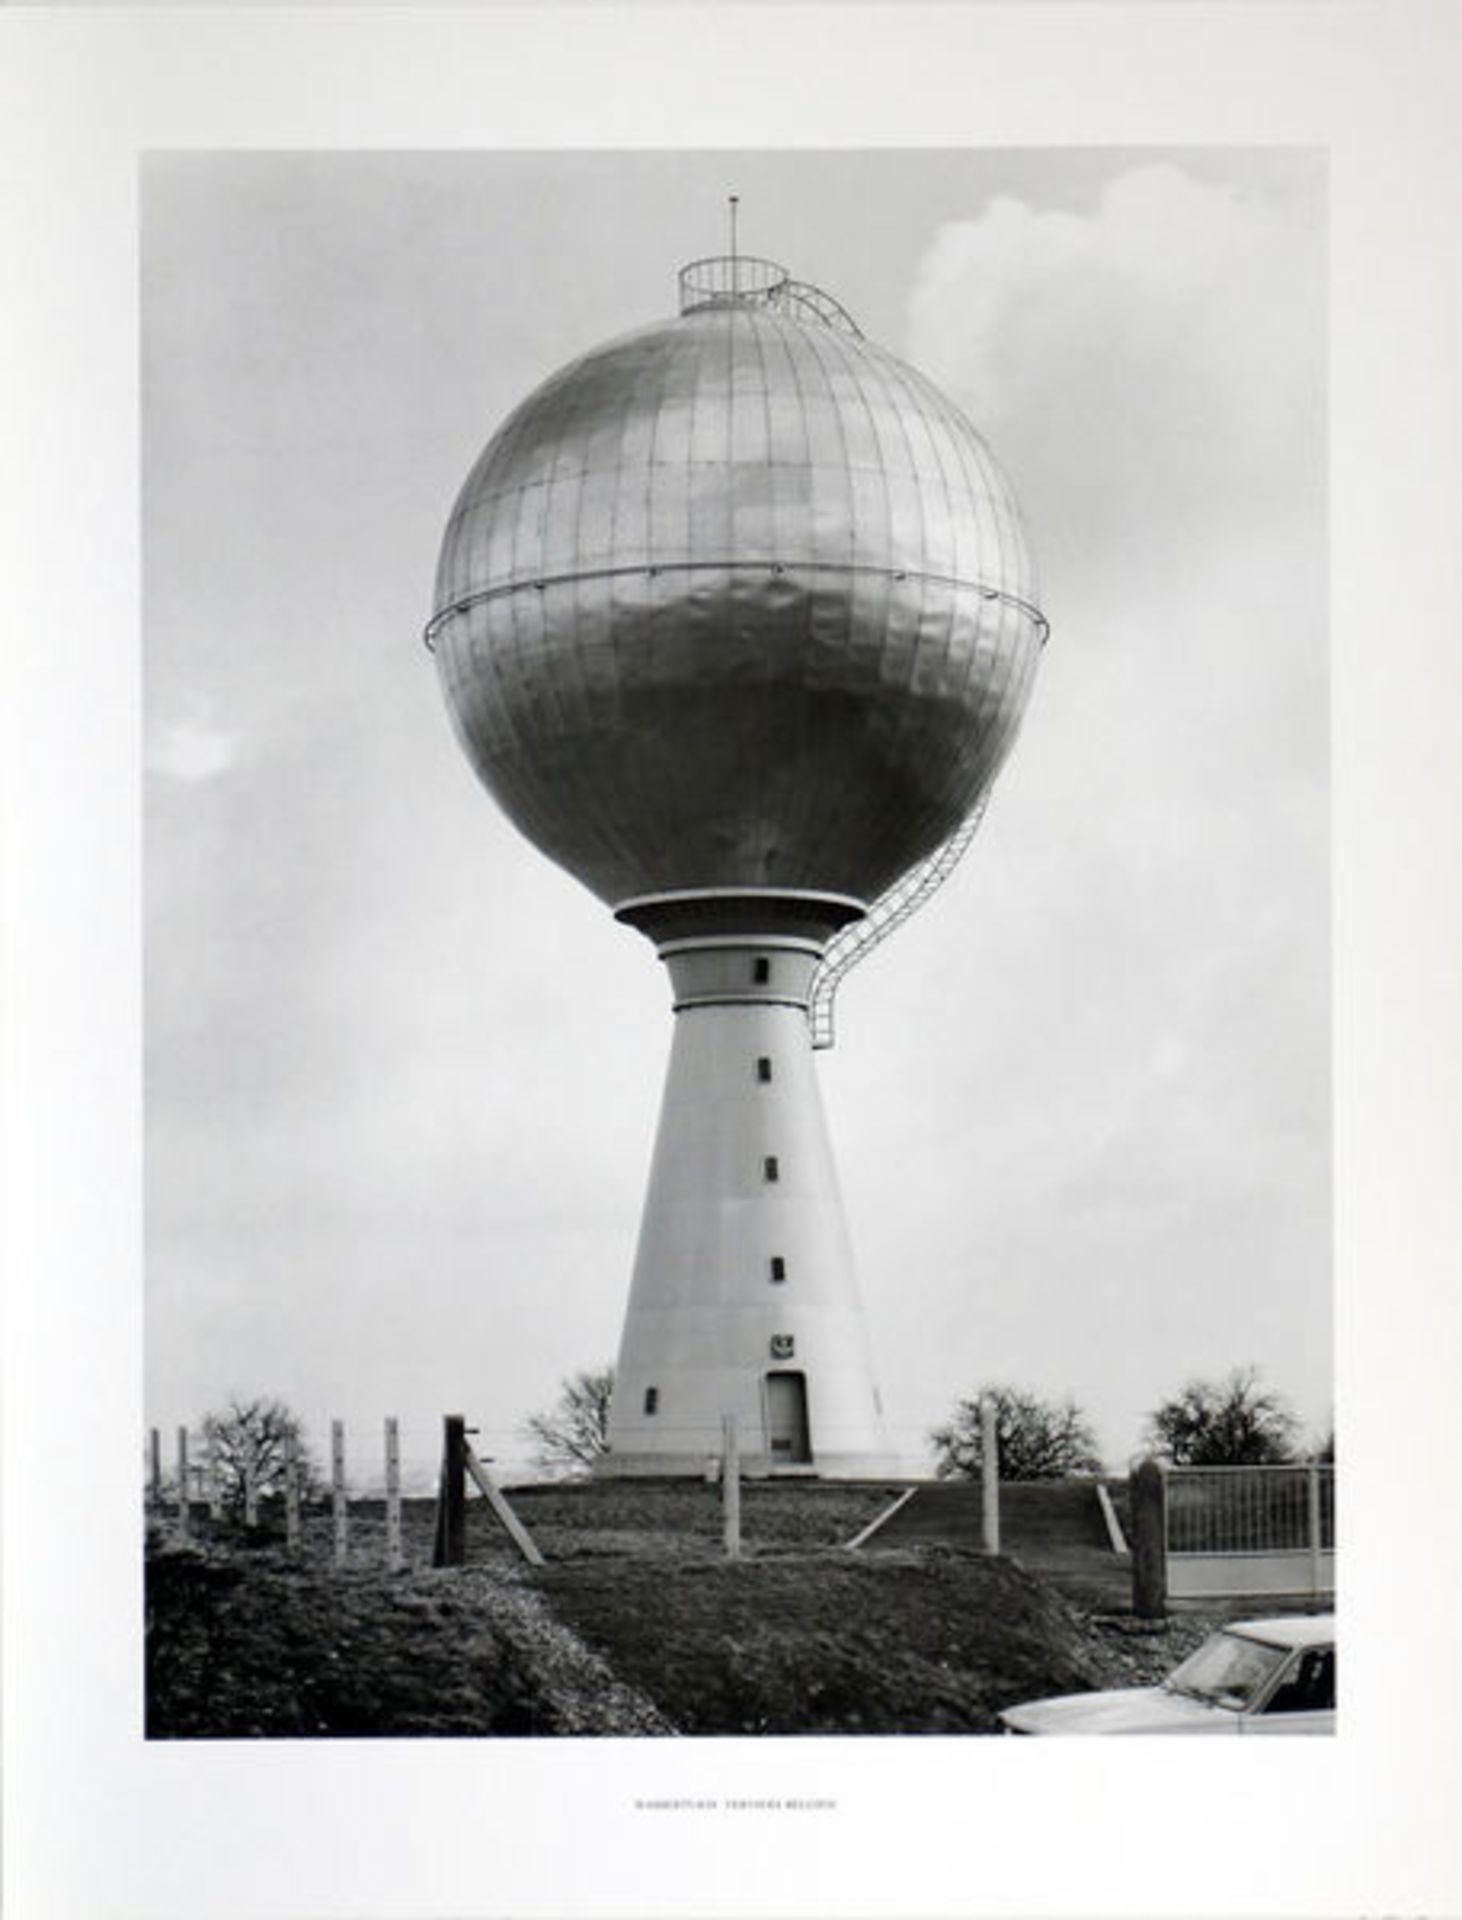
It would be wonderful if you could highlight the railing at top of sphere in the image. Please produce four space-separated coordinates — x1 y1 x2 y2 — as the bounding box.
678 256 863 337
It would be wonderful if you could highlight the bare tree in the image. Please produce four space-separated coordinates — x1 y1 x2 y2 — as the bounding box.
931 1384 1104 1482
522 1366 614 1477
1143 1366 1300 1466
201 1396 319 1517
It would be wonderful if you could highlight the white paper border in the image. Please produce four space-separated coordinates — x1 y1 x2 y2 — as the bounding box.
4 5 1461 1917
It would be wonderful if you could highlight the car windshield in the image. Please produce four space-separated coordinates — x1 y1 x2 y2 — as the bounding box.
1164 1631 1290 1710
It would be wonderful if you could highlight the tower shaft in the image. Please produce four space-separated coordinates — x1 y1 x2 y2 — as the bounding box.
605 899 895 1477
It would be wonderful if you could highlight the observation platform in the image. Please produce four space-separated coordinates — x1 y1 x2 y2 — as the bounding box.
678 254 863 335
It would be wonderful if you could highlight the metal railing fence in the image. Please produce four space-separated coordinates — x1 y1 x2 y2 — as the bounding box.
1165 1463 1334 1556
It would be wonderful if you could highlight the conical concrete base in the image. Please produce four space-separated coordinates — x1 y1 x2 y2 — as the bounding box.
602 891 897 1479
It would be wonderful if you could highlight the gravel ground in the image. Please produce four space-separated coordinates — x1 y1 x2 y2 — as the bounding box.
1071 1609 1223 1689
464 1570 675 1734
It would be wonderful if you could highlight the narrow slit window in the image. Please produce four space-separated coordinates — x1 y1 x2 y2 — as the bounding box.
763 1155 780 1183
752 957 771 984
643 1387 659 1416
770 1256 787 1283
756 1056 773 1083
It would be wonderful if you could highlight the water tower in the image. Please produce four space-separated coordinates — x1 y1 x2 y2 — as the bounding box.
427 246 1046 1477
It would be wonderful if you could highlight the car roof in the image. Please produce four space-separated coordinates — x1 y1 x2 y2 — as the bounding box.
1226 1614 1334 1649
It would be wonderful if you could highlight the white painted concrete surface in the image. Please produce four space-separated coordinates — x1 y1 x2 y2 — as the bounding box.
605 934 896 1477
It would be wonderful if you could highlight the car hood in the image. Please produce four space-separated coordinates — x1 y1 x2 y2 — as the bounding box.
1000 1685 1239 1735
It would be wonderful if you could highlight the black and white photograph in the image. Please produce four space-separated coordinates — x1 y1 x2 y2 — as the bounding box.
140 143 1333 1739
4 6 1461 1919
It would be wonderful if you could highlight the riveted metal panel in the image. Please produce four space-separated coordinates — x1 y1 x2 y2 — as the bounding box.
432 301 1045 910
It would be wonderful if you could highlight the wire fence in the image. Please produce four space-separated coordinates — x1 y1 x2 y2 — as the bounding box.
144 1410 920 1570
145 1418 449 1570
145 1414 944 1507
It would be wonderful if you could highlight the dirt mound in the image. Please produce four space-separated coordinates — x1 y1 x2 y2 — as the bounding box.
145 1484 1217 1739
533 1546 1100 1735
146 1536 669 1738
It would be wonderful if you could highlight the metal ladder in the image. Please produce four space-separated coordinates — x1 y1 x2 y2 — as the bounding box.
808 795 989 1050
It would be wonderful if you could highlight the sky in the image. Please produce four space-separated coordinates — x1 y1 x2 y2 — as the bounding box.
142 146 1329 1484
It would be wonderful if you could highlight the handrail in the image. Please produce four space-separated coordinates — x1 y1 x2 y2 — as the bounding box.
678 257 862 336
808 796 991 1050
424 562 1049 653
679 254 790 311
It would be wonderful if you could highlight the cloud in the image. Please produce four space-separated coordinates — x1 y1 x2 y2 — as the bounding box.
905 163 1324 579
883 162 1330 1455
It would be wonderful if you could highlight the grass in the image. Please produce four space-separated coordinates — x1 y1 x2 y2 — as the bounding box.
145 1479 1215 1739
532 1545 1097 1735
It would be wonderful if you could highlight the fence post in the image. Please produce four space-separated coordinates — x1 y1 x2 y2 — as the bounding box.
433 1415 467 1568
462 1443 546 1566
1307 1461 1323 1600
205 1427 222 1521
384 1417 403 1571
1131 1457 1168 1619
981 1398 1001 1555
176 1427 190 1540
149 1428 162 1511
331 1420 348 1566
284 1433 301 1551
722 1413 741 1560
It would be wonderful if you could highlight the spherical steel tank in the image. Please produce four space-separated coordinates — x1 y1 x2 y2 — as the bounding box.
430 262 1046 912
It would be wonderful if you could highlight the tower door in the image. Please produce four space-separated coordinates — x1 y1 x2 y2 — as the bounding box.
765 1371 811 1465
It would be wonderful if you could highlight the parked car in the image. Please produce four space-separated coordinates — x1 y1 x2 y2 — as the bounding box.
999 1614 1335 1735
